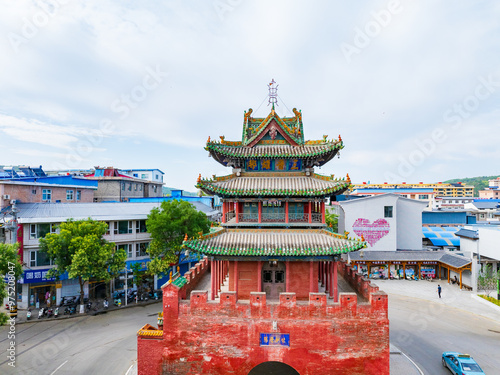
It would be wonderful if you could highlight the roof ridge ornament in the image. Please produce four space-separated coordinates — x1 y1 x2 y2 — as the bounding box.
268 79 278 110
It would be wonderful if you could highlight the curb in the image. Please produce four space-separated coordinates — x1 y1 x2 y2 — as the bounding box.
12 299 161 325
471 294 500 314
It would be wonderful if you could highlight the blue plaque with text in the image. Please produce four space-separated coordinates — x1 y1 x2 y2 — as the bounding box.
260 333 290 347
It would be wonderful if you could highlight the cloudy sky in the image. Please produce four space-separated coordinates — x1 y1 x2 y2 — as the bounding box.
1 1 499 191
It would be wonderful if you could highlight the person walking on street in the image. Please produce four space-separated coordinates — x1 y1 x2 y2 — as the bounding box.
437 284 442 298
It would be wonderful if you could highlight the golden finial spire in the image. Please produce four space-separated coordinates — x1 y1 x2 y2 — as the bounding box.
184 233 188 242
197 174 201 183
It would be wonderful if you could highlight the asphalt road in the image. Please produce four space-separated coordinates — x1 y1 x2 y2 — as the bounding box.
0 302 160 375
2 293 499 375
389 294 500 375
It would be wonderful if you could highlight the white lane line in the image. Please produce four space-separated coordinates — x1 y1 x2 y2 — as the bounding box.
50 360 68 375
400 351 424 375
125 360 137 375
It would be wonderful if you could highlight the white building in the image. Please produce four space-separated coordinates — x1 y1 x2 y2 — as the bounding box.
338 193 427 251
122 169 164 184
456 224 500 293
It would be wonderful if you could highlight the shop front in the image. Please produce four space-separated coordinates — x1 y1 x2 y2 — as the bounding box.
23 269 57 308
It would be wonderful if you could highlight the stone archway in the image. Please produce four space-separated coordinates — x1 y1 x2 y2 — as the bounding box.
248 361 300 375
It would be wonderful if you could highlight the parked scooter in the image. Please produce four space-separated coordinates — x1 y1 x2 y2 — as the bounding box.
64 305 76 315
54 307 59 317
26 309 32 320
46 308 53 318
103 298 109 309
38 308 45 319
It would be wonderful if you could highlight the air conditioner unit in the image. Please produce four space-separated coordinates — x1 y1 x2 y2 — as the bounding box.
3 195 10 200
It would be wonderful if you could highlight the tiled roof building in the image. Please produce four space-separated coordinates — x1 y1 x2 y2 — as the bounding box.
137 88 388 375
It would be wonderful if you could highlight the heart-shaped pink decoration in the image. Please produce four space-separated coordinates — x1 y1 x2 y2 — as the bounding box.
352 218 390 246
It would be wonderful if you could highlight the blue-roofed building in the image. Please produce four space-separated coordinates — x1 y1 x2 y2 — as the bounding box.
422 211 476 226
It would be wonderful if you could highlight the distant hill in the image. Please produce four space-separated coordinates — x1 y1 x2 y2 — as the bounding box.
443 175 500 196
162 186 198 197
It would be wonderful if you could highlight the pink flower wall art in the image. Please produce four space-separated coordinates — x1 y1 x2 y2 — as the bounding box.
352 218 390 247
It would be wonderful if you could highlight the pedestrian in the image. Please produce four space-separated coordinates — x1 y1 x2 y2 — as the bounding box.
437 284 442 298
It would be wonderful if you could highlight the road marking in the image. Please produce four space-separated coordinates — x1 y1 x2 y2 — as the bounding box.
125 360 137 375
400 351 424 375
50 360 68 375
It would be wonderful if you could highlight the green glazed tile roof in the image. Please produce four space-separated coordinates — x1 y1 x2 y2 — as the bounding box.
242 108 304 146
171 276 187 288
205 141 343 162
196 173 351 198
183 228 366 257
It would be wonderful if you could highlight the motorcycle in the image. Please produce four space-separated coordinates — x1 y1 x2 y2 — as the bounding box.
46 308 53 318
64 305 76 315
27 309 32 320
38 308 45 319
54 307 59 317
103 299 109 309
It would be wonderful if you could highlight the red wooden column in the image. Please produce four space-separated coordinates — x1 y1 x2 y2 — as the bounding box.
329 262 334 299
211 260 215 300
222 201 226 223
214 260 219 298
285 261 290 292
325 262 329 293
285 201 289 224
321 262 325 286
308 201 312 223
333 261 338 302
258 201 262 223
321 201 326 223
309 261 314 293
234 261 238 297
258 261 263 292
235 201 239 223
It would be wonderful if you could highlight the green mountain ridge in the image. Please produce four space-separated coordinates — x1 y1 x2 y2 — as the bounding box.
443 175 500 196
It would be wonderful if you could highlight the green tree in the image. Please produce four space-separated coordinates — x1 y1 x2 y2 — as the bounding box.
325 211 339 233
146 200 211 275
0 243 22 325
39 219 126 306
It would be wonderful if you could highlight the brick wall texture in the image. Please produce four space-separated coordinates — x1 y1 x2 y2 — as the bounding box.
137 259 389 375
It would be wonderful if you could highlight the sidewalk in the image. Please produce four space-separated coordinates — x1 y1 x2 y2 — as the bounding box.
372 279 500 322
7 298 162 325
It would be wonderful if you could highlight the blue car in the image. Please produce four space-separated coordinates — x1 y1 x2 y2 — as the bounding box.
442 352 485 374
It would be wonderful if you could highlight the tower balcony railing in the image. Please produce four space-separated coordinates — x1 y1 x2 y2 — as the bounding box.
261 213 286 222
311 213 322 223
237 213 259 222
288 213 309 222
226 212 324 224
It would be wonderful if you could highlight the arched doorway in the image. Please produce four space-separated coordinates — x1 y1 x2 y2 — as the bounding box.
262 261 285 300
248 361 300 375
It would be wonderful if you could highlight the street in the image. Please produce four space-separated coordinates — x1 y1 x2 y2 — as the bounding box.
0 302 160 375
386 284 500 375
2 281 500 375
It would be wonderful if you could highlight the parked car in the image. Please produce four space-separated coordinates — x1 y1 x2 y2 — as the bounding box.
442 352 485 374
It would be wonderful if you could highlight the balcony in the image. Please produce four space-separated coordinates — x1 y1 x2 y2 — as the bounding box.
224 211 324 227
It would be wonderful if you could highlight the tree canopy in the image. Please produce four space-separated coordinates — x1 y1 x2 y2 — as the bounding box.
39 219 126 303
0 243 22 325
325 210 339 233
146 199 211 275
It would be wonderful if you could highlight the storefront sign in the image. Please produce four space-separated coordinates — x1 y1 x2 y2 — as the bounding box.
23 269 56 284
260 333 290 347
